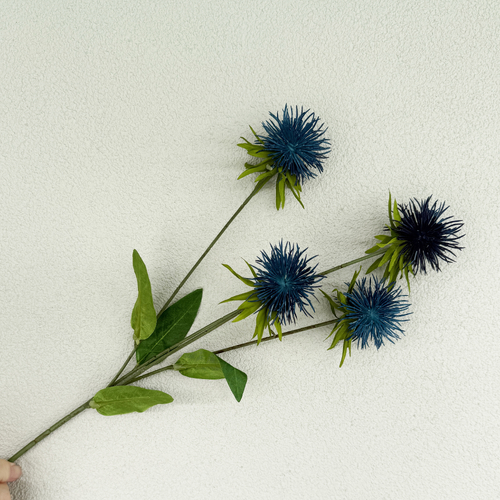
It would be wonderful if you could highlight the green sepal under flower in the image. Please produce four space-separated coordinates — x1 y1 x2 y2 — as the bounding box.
320 267 362 367
237 126 305 210
365 193 414 291
221 261 283 344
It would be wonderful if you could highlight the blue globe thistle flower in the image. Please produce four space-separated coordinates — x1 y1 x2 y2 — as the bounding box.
222 241 324 343
322 270 411 367
365 194 464 289
237 105 331 210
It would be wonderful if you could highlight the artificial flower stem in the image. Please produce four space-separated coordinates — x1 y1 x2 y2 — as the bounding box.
107 344 139 387
320 248 386 276
124 319 338 384
114 309 241 386
158 178 272 316
8 399 93 463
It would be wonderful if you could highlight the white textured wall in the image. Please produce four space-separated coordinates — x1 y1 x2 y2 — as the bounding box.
1 1 499 499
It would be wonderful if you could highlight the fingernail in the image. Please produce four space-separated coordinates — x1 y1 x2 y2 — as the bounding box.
8 464 22 482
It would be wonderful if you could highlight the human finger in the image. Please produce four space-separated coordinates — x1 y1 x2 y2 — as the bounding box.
0 460 22 483
0 482 11 500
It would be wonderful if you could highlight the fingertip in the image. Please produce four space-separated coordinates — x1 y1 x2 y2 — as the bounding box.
7 464 22 483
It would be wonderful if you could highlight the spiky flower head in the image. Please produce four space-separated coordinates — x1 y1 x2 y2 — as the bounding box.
365 194 464 289
322 270 411 367
237 105 331 210
222 241 324 343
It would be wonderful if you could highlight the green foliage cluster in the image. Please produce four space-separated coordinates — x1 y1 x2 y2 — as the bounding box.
320 267 362 368
89 251 248 417
221 261 282 344
365 193 413 290
237 127 304 210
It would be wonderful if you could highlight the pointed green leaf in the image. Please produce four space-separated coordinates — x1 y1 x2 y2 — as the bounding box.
379 246 395 267
348 267 362 293
255 169 278 182
249 125 265 145
136 289 203 365
243 259 257 278
90 386 173 416
237 165 268 180
233 301 261 322
131 250 157 343
366 256 384 274
222 264 254 287
217 356 248 402
220 291 254 304
388 191 393 224
320 290 339 316
339 338 352 367
366 244 383 254
393 200 401 222
174 349 225 379
253 308 267 343
278 175 286 209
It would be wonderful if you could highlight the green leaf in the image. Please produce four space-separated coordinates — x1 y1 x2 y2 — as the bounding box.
255 169 277 182
233 301 261 322
136 289 203 365
320 290 339 316
348 266 362 293
218 357 248 402
393 200 401 222
339 338 352 367
222 264 254 287
131 250 157 343
366 244 383 254
249 125 265 145
220 291 254 304
253 308 267 343
366 256 384 274
388 191 393 224
237 164 268 180
174 349 225 379
174 349 248 402
275 175 282 210
243 260 257 278
90 386 173 416
278 175 286 209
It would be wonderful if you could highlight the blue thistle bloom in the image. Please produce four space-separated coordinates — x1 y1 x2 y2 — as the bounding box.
395 196 464 274
343 277 411 349
366 194 464 288
260 105 331 185
237 105 330 210
250 241 324 325
222 241 324 343
323 273 411 367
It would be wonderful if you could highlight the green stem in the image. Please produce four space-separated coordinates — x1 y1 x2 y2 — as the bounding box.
320 248 385 276
158 178 271 316
108 344 138 387
125 319 338 384
8 399 92 463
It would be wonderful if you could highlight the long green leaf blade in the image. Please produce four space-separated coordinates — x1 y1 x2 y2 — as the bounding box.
136 289 203 365
131 250 157 342
90 386 173 416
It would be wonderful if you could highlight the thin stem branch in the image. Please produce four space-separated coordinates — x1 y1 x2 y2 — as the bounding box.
158 178 271 316
108 344 138 387
125 319 338 384
319 248 385 276
8 399 92 463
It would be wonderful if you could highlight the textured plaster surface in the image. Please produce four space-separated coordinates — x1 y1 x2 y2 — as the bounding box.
1 1 499 499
